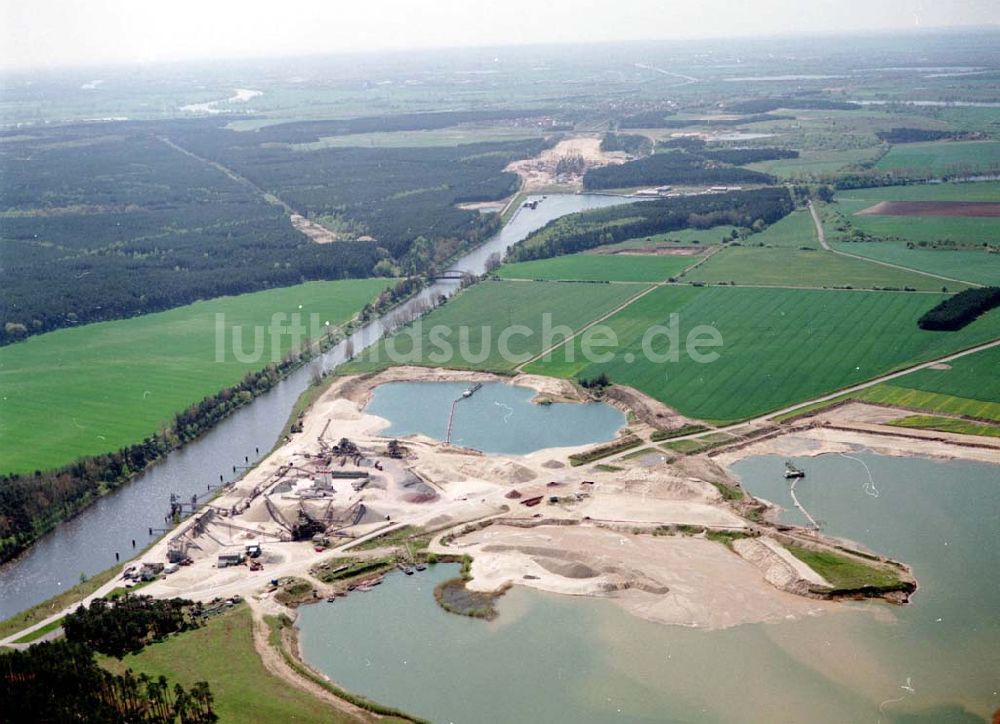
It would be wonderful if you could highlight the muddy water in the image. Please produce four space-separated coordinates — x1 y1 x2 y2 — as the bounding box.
298 453 998 723
366 380 625 454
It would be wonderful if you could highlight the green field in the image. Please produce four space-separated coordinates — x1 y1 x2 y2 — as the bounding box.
498 253 692 282
102 606 349 723
347 280 644 373
856 386 1000 422
854 344 1000 422
289 126 547 150
833 198 1000 247
783 544 903 590
742 209 821 249
827 183 1000 284
746 147 882 178
887 415 1000 438
592 225 739 251
0 279 388 474
876 140 1000 175
901 345 1000 401
830 242 1000 286
684 248 962 290
525 286 1000 423
836 182 1000 203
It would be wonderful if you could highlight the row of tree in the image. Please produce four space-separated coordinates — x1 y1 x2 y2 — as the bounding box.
875 128 961 143
509 188 794 261
917 287 1000 331
583 149 775 190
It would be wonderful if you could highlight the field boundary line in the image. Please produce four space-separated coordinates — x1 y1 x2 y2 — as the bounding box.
652 337 1000 445
808 200 982 288
514 282 660 372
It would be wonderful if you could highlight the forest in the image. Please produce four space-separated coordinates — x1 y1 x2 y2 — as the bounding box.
917 287 1000 331
600 132 653 156
582 147 776 189
64 594 200 659
164 121 547 256
698 147 799 164
509 188 794 261
213 109 550 144
725 97 862 114
0 640 218 723
1 120 548 342
876 128 963 143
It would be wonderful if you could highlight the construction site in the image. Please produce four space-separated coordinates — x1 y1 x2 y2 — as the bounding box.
127 366 920 631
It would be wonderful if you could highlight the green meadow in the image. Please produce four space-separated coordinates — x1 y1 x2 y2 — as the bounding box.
856 386 1000 423
830 241 1000 286
346 280 644 373
101 606 350 723
828 183 1000 283
498 253 692 282
835 197 1000 247
593 225 739 251
684 248 961 290
0 279 388 474
742 209 821 249
876 140 1000 175
859 344 1000 422
746 147 881 178
525 286 1000 423
836 182 1000 203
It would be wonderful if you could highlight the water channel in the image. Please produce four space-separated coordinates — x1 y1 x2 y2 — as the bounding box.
0 193 630 620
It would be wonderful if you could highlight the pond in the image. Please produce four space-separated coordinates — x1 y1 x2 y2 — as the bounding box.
365 381 626 455
298 452 1000 723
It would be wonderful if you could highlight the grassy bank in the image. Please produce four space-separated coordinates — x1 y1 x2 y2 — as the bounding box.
886 414 1000 438
783 543 905 591
432 555 506 621
569 434 642 465
101 605 352 723
264 613 421 722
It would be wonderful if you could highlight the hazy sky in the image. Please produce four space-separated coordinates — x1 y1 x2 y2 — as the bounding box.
2 0 998 71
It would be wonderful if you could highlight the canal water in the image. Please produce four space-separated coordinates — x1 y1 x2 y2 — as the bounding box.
298 453 999 723
365 381 625 454
0 193 631 621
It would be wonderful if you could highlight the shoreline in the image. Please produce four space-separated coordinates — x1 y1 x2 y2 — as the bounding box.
6 367 994 645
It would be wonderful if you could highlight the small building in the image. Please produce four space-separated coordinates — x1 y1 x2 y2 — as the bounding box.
217 546 245 568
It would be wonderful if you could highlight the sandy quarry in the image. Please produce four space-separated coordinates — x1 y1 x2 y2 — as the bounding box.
446 524 836 629
17 369 996 653
505 135 629 191
132 367 890 633
714 401 1000 468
